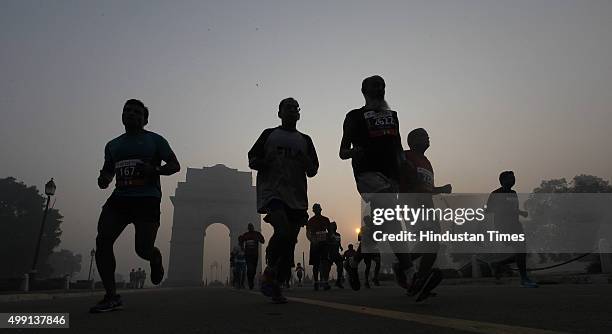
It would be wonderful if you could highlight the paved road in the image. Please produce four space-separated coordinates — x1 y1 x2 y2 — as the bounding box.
0 284 610 334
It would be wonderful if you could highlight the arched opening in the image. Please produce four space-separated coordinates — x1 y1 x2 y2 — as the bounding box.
203 223 230 285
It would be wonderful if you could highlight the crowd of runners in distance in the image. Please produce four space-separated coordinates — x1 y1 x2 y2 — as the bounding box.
128 268 147 289
89 75 537 312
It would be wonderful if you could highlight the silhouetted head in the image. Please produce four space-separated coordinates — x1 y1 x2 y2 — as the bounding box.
248 223 254 232
131 269 135 272
328 221 337 233
348 244 354 250
361 75 385 100
278 97 300 129
138 267 142 270
122 99 148 131
408 128 430 153
297 262 302 267
499 171 516 190
312 203 322 215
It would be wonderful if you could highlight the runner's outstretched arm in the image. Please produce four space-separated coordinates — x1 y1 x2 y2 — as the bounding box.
303 134 319 177
339 116 358 160
98 143 114 189
141 142 180 177
157 150 180 175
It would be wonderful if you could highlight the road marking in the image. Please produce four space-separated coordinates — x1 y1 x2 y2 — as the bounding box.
285 296 570 334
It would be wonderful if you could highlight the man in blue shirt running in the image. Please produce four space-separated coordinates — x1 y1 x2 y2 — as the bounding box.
90 99 180 313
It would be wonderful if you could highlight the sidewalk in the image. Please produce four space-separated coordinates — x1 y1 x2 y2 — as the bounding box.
0 286 191 303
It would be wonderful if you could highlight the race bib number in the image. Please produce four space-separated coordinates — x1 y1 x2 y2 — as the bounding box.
115 159 146 187
364 110 398 138
312 231 327 243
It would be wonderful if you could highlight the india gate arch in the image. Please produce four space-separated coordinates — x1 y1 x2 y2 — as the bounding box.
164 164 261 287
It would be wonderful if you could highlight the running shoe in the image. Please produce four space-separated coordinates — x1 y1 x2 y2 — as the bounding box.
364 280 371 289
260 266 277 297
271 295 288 304
392 262 414 290
405 272 419 297
335 280 344 289
268 277 287 304
89 294 123 313
415 269 443 302
372 278 380 286
150 248 164 285
520 278 539 288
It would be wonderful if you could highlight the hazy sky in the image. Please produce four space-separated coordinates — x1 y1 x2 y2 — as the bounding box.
1 0 611 281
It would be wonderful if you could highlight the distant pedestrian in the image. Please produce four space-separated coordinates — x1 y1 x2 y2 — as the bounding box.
231 245 247 289
239 223 265 290
129 268 136 288
307 203 331 291
137 268 145 289
295 263 304 287
326 222 344 289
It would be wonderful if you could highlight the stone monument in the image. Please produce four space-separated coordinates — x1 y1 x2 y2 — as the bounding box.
164 164 260 286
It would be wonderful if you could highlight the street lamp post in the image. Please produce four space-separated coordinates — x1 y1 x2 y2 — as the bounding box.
30 178 56 280
88 249 96 281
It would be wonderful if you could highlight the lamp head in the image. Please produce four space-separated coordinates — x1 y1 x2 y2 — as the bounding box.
45 178 56 196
